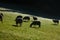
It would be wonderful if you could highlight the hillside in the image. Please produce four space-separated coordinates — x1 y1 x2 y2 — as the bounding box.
0 7 60 40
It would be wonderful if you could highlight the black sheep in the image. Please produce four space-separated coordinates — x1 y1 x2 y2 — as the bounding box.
30 21 41 27
0 13 3 23
15 16 23 26
33 16 37 20
23 16 30 22
53 19 59 24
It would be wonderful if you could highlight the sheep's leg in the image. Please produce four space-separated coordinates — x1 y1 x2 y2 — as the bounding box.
39 23 41 27
1 18 3 23
30 24 32 27
16 22 18 26
39 24 40 27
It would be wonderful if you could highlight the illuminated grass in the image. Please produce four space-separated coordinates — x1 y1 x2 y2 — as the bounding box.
0 7 60 40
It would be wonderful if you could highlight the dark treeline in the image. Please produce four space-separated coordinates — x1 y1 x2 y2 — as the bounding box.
0 0 60 13
0 0 60 19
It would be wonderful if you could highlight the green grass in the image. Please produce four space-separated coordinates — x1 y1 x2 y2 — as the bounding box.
0 7 60 40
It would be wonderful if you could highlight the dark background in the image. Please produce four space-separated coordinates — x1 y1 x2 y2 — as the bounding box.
0 0 60 19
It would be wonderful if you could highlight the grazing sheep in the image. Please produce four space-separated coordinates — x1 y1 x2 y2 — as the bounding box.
53 19 59 24
23 16 30 22
0 13 3 23
15 16 23 26
33 16 38 20
30 21 41 27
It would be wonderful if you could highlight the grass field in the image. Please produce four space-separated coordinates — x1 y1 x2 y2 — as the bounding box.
0 7 60 40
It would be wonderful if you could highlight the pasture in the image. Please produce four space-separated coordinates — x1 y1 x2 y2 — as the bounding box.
0 7 60 40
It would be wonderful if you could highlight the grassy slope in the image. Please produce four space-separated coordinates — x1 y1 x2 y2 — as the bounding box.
0 7 60 40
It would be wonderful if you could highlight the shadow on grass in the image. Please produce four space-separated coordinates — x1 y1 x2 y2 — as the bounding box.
12 25 18 27
12 24 22 27
30 26 41 29
52 24 59 26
